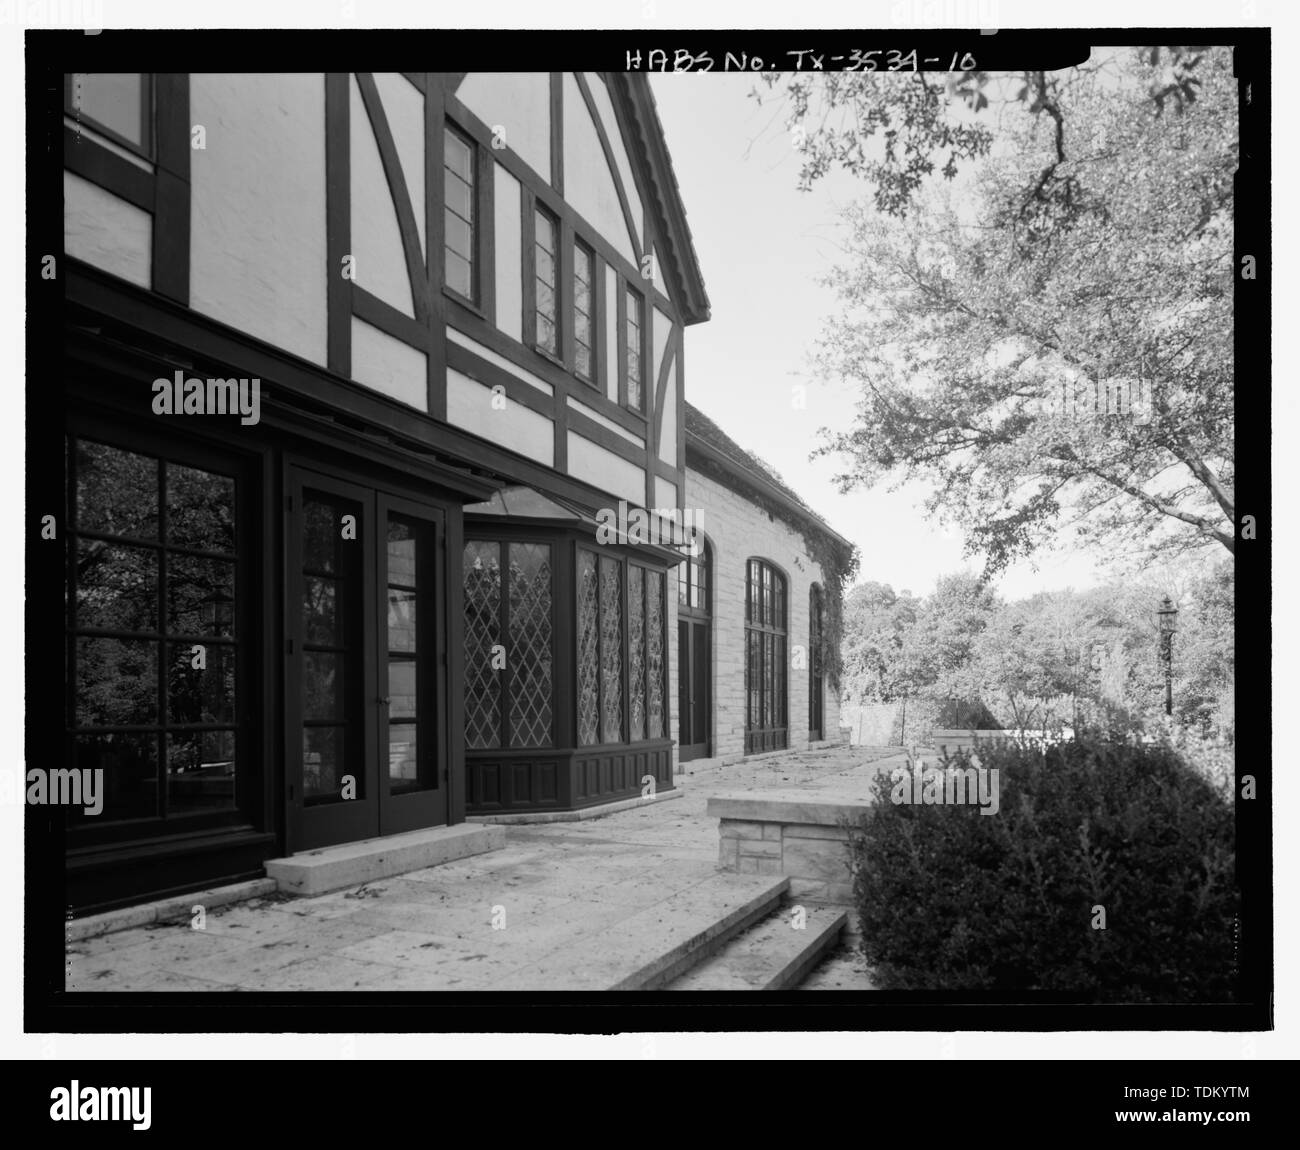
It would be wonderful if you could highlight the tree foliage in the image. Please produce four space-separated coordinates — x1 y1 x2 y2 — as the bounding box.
761 48 1237 575
841 562 1234 739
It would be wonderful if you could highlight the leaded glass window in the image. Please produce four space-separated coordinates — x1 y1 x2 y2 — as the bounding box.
599 556 623 743
464 540 554 749
577 549 600 745
628 567 645 741
463 541 501 750
508 543 553 748
646 570 665 738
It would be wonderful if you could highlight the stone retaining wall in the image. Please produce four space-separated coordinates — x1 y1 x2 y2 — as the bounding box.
710 791 875 905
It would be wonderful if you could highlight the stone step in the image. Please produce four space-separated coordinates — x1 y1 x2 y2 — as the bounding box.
264 823 505 897
490 873 790 990
666 904 847 991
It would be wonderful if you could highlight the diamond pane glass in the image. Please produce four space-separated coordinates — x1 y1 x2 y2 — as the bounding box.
508 543 553 748
577 550 600 746
599 556 623 744
647 570 665 738
628 567 645 742
463 542 501 750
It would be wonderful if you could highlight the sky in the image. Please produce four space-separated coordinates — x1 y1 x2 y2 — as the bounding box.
649 71 1115 601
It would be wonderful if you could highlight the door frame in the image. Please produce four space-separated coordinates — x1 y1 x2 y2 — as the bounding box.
677 618 711 761
676 537 712 762
283 457 455 853
284 467 380 852
376 490 449 836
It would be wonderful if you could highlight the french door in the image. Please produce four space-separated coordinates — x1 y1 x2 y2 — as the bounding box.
286 467 447 852
677 619 711 761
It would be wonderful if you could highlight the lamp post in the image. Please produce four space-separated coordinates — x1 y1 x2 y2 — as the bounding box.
1156 595 1179 718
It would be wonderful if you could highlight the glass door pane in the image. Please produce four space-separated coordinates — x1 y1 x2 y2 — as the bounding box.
385 515 433 793
301 491 364 804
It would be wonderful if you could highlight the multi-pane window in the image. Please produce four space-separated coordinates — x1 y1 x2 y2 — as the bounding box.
625 286 644 411
300 492 364 803
444 126 476 300
577 549 666 746
463 540 554 750
68 437 241 823
534 207 559 356
574 242 595 381
809 583 826 740
677 543 710 614
67 73 151 155
744 558 788 753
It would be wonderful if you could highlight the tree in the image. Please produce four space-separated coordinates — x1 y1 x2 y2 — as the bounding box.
766 48 1236 576
1171 560 1234 734
840 581 916 702
756 47 1219 223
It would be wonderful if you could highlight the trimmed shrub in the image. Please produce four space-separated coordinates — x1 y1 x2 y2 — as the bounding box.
848 732 1238 1001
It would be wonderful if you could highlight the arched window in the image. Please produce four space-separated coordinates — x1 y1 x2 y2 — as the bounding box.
677 540 711 761
809 584 825 740
745 558 788 753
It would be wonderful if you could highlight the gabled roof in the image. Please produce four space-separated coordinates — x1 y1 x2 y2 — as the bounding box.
609 75 711 326
684 403 853 557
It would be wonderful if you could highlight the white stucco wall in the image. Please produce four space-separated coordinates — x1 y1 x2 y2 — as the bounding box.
189 71 327 366
64 170 152 289
563 72 638 265
493 162 523 341
189 73 328 367
373 71 426 257
567 431 645 505
349 74 414 318
352 315 427 410
447 367 554 467
456 72 551 184
657 351 678 466
603 271 618 402
584 73 644 250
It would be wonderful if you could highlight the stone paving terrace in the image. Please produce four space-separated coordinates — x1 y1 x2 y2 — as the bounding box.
66 745 903 992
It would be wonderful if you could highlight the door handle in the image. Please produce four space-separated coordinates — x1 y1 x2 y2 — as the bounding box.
378 697 390 706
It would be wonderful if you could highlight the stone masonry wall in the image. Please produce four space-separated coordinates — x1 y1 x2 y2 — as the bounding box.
718 817 855 905
668 468 843 768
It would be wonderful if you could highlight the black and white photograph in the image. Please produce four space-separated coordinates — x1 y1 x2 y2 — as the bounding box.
5 0 1289 1094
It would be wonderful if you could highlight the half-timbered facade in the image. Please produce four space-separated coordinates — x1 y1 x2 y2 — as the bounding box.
53 70 709 910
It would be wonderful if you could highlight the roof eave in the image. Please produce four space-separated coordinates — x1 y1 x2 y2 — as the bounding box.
685 430 854 557
612 74 712 326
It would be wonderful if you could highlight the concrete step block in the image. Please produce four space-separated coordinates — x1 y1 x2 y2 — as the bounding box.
487 873 789 991
666 904 847 991
265 823 506 897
